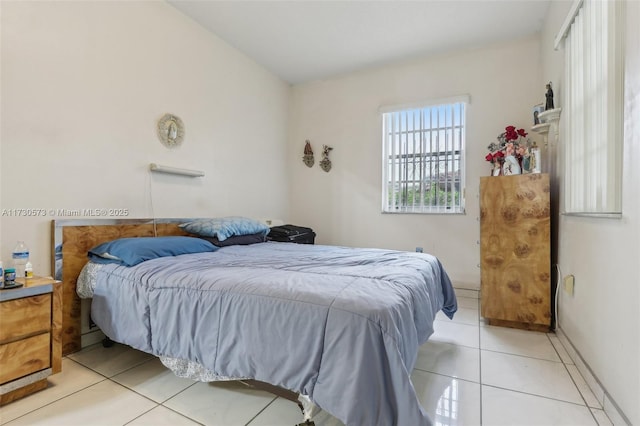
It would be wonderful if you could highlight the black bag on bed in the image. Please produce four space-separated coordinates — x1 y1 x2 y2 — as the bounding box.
268 225 316 245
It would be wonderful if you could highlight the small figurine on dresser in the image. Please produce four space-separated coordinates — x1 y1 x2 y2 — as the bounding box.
545 82 554 110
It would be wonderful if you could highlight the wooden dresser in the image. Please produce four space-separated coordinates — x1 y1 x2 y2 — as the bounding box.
0 276 62 405
480 174 551 331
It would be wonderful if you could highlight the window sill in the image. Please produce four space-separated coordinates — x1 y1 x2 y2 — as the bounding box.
562 212 622 219
382 208 466 215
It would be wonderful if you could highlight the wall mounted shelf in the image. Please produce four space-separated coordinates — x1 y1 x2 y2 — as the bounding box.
538 108 562 123
531 123 551 135
149 163 204 177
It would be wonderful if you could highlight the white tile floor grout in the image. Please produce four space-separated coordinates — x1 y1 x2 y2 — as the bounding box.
477 335 484 426
0 296 614 426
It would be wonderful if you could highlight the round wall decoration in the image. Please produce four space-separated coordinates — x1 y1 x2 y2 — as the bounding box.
157 113 185 148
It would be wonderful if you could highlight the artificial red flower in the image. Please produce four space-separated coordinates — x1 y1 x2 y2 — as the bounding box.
486 125 532 170
505 127 518 141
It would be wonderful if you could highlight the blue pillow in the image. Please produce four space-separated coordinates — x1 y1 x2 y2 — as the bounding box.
88 236 217 266
180 217 270 242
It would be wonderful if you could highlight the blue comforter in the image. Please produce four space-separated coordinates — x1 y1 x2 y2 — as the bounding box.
90 242 457 425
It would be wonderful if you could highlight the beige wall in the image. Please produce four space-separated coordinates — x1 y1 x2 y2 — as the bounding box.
288 37 543 289
0 1 290 273
541 1 640 424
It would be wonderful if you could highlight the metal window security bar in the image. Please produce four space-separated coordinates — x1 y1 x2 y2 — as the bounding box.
381 96 467 214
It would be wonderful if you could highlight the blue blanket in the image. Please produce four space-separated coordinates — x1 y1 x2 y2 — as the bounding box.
90 242 457 425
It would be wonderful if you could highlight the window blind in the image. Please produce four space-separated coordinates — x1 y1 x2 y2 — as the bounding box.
562 0 624 215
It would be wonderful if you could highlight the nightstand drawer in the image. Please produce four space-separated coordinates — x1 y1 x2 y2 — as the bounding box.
0 333 51 384
0 294 51 343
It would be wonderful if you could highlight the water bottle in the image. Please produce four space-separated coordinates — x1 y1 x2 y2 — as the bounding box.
12 241 29 278
0 260 4 287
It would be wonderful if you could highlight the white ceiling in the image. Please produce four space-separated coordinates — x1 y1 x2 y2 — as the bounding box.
168 1 551 85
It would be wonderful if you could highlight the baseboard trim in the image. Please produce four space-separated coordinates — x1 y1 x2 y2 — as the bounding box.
453 287 479 299
555 327 631 426
81 329 106 348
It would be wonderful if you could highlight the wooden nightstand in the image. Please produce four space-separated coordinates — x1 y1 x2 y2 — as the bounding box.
0 276 62 405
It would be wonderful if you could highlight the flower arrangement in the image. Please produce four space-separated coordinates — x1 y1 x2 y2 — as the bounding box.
485 126 534 175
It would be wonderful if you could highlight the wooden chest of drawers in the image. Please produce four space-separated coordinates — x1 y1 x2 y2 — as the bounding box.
0 277 62 405
480 174 551 331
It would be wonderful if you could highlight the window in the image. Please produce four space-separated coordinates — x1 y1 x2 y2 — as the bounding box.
381 97 467 214
558 0 624 216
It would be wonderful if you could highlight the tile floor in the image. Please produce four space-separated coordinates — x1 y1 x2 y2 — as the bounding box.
0 296 612 426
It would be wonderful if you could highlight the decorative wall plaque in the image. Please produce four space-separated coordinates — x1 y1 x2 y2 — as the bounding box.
320 145 333 172
303 140 314 168
157 114 184 148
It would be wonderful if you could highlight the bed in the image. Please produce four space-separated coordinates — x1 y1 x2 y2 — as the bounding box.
52 219 457 426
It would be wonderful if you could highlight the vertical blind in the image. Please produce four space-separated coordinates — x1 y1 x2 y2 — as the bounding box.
381 97 467 214
562 0 624 215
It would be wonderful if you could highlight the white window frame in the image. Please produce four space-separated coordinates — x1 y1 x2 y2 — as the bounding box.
380 96 468 214
556 0 625 217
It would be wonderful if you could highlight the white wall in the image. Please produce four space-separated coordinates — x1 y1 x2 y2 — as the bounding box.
0 1 290 274
541 2 639 424
288 37 543 289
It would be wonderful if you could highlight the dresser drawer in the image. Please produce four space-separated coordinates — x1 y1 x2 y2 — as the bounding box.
0 294 51 344
0 333 51 384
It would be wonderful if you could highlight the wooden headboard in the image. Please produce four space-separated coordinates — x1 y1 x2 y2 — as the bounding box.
52 219 189 355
